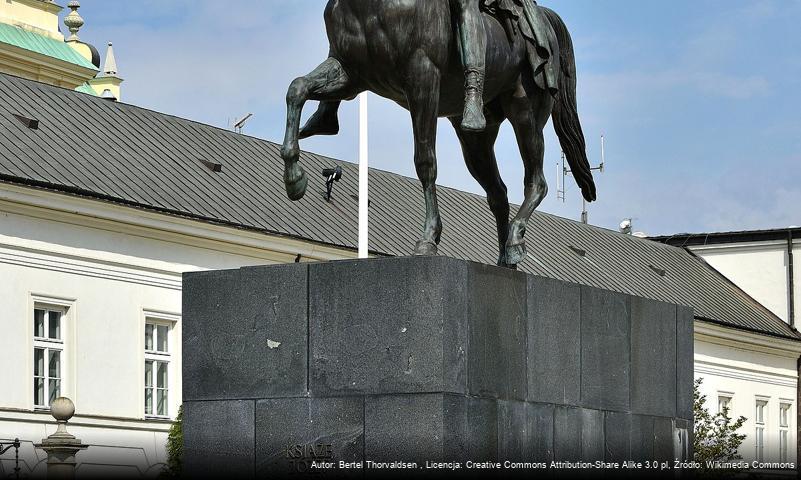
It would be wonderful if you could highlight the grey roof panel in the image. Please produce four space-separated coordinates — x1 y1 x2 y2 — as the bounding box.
0 72 797 340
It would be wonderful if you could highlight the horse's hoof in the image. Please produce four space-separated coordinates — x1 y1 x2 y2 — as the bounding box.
414 240 438 256
285 170 308 201
505 242 526 265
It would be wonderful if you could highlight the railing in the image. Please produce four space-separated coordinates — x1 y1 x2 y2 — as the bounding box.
0 438 21 480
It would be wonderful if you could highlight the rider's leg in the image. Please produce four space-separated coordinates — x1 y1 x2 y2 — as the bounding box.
452 0 487 131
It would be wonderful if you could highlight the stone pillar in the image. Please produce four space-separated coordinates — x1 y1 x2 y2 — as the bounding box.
35 398 88 479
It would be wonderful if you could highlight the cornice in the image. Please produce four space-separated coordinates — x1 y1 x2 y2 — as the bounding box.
0 182 358 263
695 320 801 357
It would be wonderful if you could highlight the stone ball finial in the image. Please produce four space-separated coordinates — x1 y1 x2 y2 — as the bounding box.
64 1 84 42
50 397 75 422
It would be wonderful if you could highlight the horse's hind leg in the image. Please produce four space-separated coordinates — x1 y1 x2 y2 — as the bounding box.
501 79 554 265
406 56 443 255
449 116 512 267
299 101 341 140
281 58 359 201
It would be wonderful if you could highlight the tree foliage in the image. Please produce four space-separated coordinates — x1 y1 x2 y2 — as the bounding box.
693 378 747 470
162 405 183 478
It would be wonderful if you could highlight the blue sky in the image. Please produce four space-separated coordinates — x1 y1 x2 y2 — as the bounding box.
74 0 800 235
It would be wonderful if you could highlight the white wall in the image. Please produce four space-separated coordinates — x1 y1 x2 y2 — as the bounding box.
693 241 798 324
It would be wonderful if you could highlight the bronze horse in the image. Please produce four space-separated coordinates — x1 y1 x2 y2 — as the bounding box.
280 0 596 267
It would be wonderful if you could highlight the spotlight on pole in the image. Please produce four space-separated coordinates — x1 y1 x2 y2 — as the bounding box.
322 166 343 202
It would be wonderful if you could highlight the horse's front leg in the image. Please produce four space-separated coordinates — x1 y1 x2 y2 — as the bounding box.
281 57 357 201
406 56 443 255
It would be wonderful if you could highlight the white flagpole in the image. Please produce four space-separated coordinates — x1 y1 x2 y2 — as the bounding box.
358 92 369 259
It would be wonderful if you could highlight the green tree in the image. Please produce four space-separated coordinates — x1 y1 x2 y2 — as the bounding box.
161 405 183 478
693 378 747 472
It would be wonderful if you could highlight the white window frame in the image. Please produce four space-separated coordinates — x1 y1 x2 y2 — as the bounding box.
30 295 75 411
143 311 178 419
755 397 769 462
717 393 733 415
779 401 792 462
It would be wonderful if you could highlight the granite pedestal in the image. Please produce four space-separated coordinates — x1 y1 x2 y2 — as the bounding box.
182 257 693 477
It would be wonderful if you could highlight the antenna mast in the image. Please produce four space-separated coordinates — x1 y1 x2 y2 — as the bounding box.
559 135 606 224
233 113 253 133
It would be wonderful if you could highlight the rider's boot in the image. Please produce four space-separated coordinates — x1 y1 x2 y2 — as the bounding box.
461 69 486 132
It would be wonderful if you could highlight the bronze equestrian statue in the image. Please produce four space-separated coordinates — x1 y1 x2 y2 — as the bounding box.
280 0 597 268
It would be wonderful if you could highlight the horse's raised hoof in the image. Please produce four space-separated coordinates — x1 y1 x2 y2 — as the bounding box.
414 240 438 256
299 111 340 140
504 242 527 266
284 169 308 201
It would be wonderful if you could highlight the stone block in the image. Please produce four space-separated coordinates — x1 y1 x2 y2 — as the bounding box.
653 417 674 462
498 400 558 462
182 265 308 401
467 263 528 400
631 298 677 417
529 403 555 463
676 305 695 421
308 257 469 396
604 412 631 462
364 394 497 464
497 400 529 462
527 276 581 405
580 286 631 411
630 415 654 463
443 394 498 461
580 408 605 460
553 406 581 461
255 397 363 477
497 401 555 462
183 400 255 479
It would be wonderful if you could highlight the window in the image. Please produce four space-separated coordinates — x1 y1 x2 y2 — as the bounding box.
33 306 65 409
755 399 768 462
718 395 732 415
144 320 171 417
780 403 791 428
780 403 791 462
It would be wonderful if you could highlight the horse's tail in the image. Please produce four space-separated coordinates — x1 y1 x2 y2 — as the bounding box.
542 7 596 202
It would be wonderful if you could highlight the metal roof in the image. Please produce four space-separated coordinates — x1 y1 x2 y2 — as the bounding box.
0 23 97 71
0 72 797 340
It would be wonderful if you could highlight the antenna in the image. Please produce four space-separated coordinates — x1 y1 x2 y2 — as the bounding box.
233 113 253 133
559 135 606 224
556 152 567 203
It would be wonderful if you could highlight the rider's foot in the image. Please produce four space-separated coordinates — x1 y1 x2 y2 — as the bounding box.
299 106 340 139
461 70 486 132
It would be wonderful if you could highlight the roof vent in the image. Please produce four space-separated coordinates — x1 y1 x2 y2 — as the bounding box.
568 246 587 257
100 89 118 102
649 265 667 277
12 113 39 130
198 159 222 173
